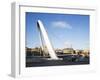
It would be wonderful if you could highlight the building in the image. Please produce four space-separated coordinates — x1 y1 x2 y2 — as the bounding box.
55 49 63 55
75 49 89 57
75 49 83 55
26 47 32 56
31 47 40 52
26 47 41 56
83 49 89 57
55 49 63 53
63 48 74 54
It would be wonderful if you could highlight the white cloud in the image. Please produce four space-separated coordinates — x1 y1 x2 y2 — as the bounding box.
51 21 72 29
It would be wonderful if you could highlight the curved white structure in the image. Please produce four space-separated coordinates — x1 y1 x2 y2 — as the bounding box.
37 20 59 60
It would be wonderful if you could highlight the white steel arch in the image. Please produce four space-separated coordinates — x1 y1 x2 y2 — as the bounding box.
37 20 59 60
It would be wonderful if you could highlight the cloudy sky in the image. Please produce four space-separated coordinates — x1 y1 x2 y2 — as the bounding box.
26 12 89 49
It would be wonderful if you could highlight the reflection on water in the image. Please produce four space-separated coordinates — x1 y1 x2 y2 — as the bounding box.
26 54 89 67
